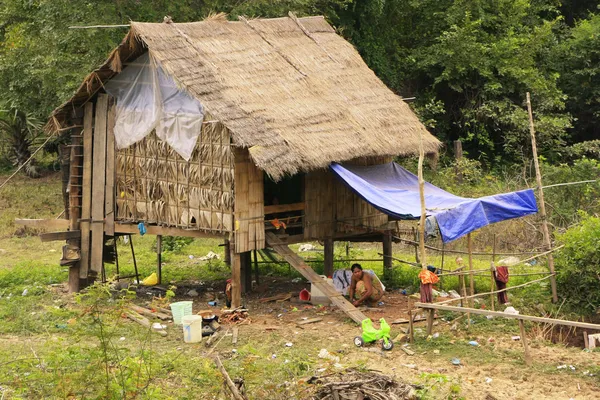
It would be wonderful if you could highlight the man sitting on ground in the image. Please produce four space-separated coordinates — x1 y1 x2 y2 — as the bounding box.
348 263 384 307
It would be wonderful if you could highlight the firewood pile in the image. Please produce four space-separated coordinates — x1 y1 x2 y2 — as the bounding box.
221 308 250 324
309 369 417 400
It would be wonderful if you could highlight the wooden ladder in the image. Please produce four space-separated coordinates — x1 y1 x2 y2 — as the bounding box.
265 232 367 325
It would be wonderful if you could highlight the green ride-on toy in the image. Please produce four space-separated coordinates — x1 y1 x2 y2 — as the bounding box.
354 318 393 351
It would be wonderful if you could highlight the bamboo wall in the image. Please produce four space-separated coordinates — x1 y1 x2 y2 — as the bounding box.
304 169 334 239
234 148 265 252
115 115 234 233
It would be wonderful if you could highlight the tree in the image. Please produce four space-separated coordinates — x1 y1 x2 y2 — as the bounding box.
0 106 42 177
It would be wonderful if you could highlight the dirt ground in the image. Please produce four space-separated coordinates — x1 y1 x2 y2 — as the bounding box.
144 277 600 400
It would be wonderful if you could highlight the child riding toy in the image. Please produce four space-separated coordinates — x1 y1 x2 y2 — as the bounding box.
354 318 393 351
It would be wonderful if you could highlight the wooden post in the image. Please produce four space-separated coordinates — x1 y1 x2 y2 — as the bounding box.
59 144 70 220
240 251 252 293
408 309 414 344
231 245 242 308
253 249 259 286
454 140 463 183
426 309 435 336
224 239 231 266
519 320 532 366
467 233 474 307
68 130 82 293
490 234 496 311
412 227 420 263
79 102 94 281
156 235 162 285
417 135 427 269
440 241 445 291
583 331 589 350
382 230 393 281
324 237 334 277
526 92 558 303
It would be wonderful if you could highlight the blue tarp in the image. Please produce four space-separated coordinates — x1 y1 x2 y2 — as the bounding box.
330 162 538 243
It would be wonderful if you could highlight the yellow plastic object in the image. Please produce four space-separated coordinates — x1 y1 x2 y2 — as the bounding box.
142 272 158 286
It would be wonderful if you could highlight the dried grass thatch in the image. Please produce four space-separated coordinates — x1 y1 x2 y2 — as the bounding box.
115 118 234 231
48 15 440 180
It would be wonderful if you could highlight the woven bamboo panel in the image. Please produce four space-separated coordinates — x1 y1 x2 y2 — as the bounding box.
234 148 265 252
115 116 234 233
304 169 334 240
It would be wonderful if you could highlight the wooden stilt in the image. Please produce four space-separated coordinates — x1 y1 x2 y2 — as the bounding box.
231 245 242 308
519 320 531 366
224 239 231 266
79 102 93 281
382 230 393 281
417 129 429 304
156 235 162 285
526 92 558 303
253 249 259 286
467 233 474 307
324 237 334 277
67 122 83 293
440 241 445 291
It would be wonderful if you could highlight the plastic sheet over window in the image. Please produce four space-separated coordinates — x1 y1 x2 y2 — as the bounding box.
105 52 204 161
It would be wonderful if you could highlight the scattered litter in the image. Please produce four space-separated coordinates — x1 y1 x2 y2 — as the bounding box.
448 290 461 299
378 301 385 306
291 278 302 283
197 251 220 261
119 337 126 341
285 342 293 347
451 358 461 366
284 359 289 363
318 348 340 363
468 341 479 347
557 365 567 370
188 255 194 259
511 336 521 341
277 313 283 318
298 244 316 252
433 350 440 355
432 289 441 297
498 256 520 266
232 349 237 353
485 377 493 384
208 301 218 306
271 354 277 359
432 333 440 339
488 337 495 343
439 290 449 297
21 289 28 296
504 306 519 315
402 364 417 369
141 273 158 286
333 363 343 369
569 365 576 371
486 315 494 320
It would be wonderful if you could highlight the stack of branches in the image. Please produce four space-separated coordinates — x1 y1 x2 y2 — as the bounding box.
310 369 417 400
221 308 250 324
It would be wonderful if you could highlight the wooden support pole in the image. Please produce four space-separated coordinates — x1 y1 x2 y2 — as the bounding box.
412 227 419 263
440 242 445 291
253 249 259 286
382 230 393 281
526 92 558 303
79 102 94 281
417 134 427 269
323 237 334 277
519 320 531 366
467 233 474 307
426 309 435 336
454 140 463 184
156 235 162 285
490 234 496 311
583 331 589 350
231 244 242 309
67 126 83 293
408 309 415 344
241 251 252 293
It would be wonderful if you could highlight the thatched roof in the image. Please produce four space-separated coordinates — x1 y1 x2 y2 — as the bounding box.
48 14 440 180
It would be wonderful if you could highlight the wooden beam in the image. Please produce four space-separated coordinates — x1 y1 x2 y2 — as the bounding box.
113 223 227 238
416 302 600 330
90 94 109 275
79 102 94 279
264 202 305 214
156 235 162 285
15 219 70 230
231 248 242 309
382 230 393 281
40 231 81 242
519 320 532 366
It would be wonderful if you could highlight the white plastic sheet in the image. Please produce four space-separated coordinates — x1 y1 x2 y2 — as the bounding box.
105 52 204 160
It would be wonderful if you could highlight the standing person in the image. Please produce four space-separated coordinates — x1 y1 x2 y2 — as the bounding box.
348 263 383 307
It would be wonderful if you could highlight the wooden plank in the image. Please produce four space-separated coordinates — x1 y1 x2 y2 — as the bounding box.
231 249 242 308
68 129 83 293
264 202 305 214
15 219 70 230
265 232 367 325
80 102 94 279
129 304 170 320
125 311 167 336
519 320 531 366
90 94 108 274
297 318 322 326
416 302 600 330
113 223 227 238
40 231 81 242
104 102 116 236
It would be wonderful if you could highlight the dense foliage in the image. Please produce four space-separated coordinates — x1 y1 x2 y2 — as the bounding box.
0 1 599 165
555 213 600 315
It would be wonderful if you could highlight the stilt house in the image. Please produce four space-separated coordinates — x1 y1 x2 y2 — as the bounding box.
43 14 440 311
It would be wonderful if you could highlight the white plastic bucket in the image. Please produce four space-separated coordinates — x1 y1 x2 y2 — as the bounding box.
170 301 193 325
311 275 334 305
182 315 203 343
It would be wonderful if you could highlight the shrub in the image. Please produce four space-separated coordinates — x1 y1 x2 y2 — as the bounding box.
554 213 600 315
